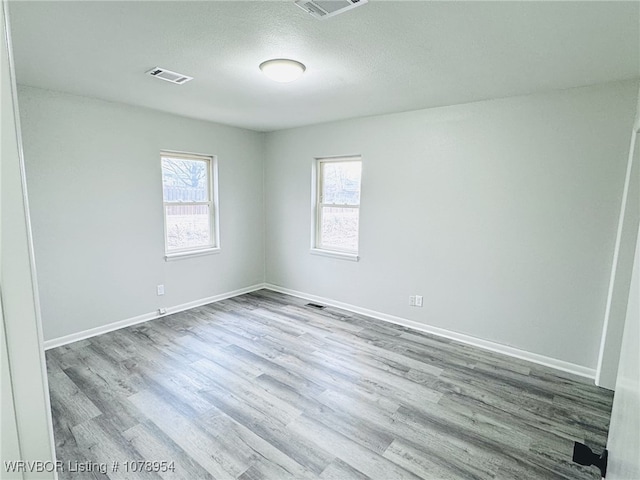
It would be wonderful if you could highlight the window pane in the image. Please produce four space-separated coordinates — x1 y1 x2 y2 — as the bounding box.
321 161 361 205
162 157 209 202
165 204 211 251
320 207 359 252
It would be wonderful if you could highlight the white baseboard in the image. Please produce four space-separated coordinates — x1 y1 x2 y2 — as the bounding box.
42 283 266 350
264 283 596 380
43 282 596 381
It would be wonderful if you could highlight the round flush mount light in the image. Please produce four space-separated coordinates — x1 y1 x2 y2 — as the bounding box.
259 58 306 83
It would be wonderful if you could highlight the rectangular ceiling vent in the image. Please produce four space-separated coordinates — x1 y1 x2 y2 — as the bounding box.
294 0 367 20
146 67 193 85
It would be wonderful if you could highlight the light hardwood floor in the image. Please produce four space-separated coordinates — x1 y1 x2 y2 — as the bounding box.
45 290 612 479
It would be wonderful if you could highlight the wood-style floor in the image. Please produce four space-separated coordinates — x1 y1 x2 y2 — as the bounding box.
46 290 613 480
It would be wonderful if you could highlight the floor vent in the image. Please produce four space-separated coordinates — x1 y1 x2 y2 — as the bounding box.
306 303 326 309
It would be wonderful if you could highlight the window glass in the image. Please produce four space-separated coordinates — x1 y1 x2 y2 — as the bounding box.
165 204 211 251
321 161 361 205
162 157 209 202
315 157 362 255
161 152 217 256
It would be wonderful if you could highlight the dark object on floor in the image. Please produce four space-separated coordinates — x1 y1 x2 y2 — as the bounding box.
573 442 608 477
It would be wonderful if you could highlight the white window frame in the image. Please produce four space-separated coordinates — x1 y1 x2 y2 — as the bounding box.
161 150 220 261
310 155 361 262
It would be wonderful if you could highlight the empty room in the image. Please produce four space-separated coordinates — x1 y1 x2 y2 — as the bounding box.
1 1 639 479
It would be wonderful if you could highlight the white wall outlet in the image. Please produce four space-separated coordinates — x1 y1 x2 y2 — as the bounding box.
158 308 167 315
157 284 165 296
409 295 423 307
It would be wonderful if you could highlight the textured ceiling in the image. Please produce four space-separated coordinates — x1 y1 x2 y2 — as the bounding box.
8 1 640 132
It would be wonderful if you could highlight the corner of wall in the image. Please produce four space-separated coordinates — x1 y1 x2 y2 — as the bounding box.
261 130 269 285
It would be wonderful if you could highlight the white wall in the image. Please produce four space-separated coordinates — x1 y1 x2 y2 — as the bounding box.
264 80 638 371
1 3 55 476
17 86 265 342
0 307 22 479
607 222 640 479
597 100 640 388
16 78 638 373
606 93 640 477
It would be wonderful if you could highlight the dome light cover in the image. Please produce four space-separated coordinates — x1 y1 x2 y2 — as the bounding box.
259 59 306 83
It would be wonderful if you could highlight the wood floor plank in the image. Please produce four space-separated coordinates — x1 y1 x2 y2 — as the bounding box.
287 414 422 480
46 290 612 479
71 416 156 480
46 369 102 427
316 389 504 478
197 408 317 480
122 422 215 480
254 373 337 418
223 344 328 398
190 357 303 426
307 346 443 406
127 389 242 479
197 383 335 475
319 459 371 480
298 328 444 379
383 438 497 480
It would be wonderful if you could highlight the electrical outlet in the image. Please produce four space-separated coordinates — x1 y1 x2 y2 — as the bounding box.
157 284 165 296
409 295 423 307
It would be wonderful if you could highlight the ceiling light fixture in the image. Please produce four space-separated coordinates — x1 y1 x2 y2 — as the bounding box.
259 59 306 83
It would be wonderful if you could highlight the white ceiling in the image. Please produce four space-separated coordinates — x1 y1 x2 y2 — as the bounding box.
8 1 639 132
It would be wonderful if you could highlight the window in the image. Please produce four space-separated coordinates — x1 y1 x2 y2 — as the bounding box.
161 151 219 259
312 156 362 260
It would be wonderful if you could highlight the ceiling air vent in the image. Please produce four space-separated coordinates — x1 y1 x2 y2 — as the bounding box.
146 67 193 85
294 0 367 19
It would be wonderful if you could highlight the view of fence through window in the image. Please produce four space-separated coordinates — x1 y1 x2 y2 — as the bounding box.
161 154 213 252
318 158 361 253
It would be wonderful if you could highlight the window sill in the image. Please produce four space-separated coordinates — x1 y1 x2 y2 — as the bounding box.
165 247 220 261
310 248 359 262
